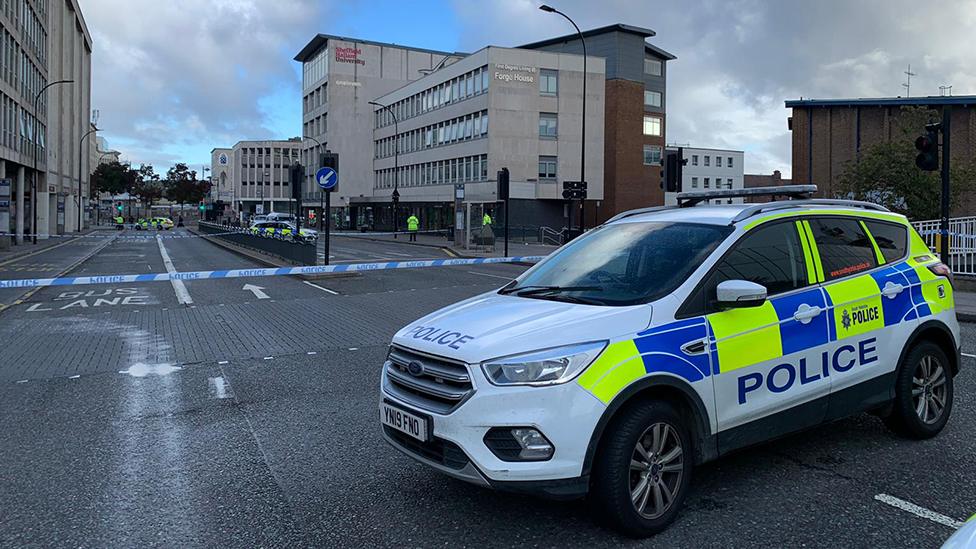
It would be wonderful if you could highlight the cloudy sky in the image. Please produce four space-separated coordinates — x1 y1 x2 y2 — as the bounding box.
85 0 976 177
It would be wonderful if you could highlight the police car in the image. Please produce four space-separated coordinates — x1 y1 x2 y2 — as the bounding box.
378 186 960 537
248 221 317 243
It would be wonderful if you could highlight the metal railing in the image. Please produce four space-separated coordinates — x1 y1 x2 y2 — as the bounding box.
911 216 976 276
198 221 317 265
539 226 563 246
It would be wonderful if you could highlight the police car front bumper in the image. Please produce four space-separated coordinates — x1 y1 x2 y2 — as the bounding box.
380 359 606 497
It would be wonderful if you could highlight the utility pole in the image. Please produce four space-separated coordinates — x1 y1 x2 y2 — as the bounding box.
940 107 951 265
902 64 916 97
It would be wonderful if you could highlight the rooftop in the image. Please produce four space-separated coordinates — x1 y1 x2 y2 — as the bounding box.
519 23 676 60
294 34 466 63
786 95 976 108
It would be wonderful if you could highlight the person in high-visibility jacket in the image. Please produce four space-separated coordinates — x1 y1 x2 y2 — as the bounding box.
115 216 125 230
407 214 419 241
483 212 492 227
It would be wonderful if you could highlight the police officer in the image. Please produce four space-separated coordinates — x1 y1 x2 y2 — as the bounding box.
483 210 492 228
407 213 419 242
115 215 125 231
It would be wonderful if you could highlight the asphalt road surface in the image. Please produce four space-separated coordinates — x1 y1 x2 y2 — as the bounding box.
0 228 973 547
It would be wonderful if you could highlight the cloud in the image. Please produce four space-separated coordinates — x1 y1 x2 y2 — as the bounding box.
87 0 327 168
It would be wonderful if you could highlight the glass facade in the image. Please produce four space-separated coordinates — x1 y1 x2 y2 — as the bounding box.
375 153 489 189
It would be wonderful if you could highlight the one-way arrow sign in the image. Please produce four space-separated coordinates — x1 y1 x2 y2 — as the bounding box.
242 284 270 299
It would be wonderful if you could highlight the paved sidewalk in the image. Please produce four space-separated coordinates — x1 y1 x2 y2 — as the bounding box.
0 228 99 263
330 231 559 258
956 290 975 323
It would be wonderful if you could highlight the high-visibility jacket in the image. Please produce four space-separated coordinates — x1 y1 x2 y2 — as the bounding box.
407 215 419 231
115 216 124 224
483 214 492 226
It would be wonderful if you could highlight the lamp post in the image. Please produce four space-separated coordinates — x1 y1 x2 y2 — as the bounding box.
303 135 325 231
369 101 400 237
539 4 586 232
93 151 115 226
31 79 73 243
77 126 98 232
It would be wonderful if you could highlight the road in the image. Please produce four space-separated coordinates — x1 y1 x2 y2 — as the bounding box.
0 228 973 547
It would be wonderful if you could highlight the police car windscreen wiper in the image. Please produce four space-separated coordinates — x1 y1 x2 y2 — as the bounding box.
505 285 603 297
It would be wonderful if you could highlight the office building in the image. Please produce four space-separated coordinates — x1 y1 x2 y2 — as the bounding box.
368 46 605 230
786 95 976 205
210 138 303 220
0 0 92 245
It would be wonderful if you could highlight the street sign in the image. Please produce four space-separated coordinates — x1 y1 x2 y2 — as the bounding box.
316 167 338 191
256 204 265 215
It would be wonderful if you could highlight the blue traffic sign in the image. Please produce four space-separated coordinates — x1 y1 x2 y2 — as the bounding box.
316 167 338 191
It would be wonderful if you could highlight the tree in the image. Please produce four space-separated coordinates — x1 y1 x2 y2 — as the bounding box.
836 106 975 220
91 161 138 196
164 163 211 209
132 164 164 210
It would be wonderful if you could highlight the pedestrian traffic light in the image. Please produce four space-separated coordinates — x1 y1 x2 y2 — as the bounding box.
116 203 123 212
289 162 304 200
561 181 586 200
320 152 339 171
497 167 510 201
915 123 941 172
198 202 205 212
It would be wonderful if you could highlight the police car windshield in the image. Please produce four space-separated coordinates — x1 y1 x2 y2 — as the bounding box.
505 222 732 306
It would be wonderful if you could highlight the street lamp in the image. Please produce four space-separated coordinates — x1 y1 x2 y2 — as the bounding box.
539 4 587 232
369 100 400 237
32 79 73 244
77 126 98 232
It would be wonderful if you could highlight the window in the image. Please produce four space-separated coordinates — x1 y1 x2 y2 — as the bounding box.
727 178 733 189
691 177 698 188
644 90 662 108
540 69 558 95
704 178 710 189
728 157 734 168
539 113 557 138
644 58 662 76
643 145 662 165
538 156 557 179
716 156 722 167
704 156 710 167
692 155 698 166
809 218 878 280
863 220 908 263
642 116 661 136
700 222 809 310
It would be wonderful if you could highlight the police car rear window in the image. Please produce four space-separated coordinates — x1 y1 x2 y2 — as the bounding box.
808 217 878 281
862 220 908 263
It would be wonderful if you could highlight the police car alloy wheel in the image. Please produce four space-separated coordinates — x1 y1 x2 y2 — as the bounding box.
884 341 954 439
589 399 692 537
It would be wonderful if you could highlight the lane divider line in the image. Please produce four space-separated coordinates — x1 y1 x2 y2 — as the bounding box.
874 493 964 529
156 235 193 305
0 255 546 289
962 352 975 359
302 280 339 295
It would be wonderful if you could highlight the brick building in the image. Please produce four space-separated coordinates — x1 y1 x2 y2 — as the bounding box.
520 24 675 225
785 96 976 205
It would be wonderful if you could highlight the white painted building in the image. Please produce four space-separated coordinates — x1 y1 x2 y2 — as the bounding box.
664 146 744 205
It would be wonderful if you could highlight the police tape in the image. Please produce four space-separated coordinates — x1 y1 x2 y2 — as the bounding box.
0 255 546 289
0 231 244 240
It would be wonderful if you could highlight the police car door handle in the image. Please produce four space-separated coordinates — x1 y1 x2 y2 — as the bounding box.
881 281 905 299
680 339 707 356
792 304 822 324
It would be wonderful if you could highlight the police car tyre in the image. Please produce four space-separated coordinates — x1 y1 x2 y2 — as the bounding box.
884 341 953 439
589 399 692 537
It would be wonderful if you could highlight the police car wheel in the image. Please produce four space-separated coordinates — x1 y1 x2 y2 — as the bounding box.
590 400 692 537
884 341 953 439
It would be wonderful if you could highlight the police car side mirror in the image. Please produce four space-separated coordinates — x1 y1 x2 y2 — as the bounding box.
715 280 767 309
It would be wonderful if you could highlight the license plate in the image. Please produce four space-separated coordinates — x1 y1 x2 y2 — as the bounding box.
381 402 428 442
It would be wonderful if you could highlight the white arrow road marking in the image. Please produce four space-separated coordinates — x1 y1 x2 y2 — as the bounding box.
874 494 964 529
156 235 193 305
242 284 270 299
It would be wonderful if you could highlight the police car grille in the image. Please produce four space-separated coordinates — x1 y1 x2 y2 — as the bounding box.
383 426 469 470
384 347 473 415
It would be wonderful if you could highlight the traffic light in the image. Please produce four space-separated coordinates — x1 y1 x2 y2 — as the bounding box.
497 167 510 201
320 152 339 171
915 123 940 172
289 163 304 200
116 203 123 213
198 202 205 212
662 147 687 192
561 181 587 200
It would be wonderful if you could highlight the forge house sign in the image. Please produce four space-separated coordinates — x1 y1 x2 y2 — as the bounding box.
493 64 535 83
335 46 365 66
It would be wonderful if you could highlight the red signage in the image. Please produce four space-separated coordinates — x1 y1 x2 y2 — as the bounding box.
335 46 365 66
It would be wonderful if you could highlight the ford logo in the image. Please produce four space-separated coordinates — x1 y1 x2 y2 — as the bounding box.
407 361 425 377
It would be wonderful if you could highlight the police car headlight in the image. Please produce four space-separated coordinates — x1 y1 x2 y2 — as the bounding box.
482 341 607 386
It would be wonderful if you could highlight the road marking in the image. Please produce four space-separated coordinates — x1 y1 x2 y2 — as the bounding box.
307 351 317 355
263 356 274 360
156 235 193 305
962 352 975 359
68 375 80 379
302 280 339 294
208 376 233 399
874 494 964 529
348 347 358 351
466 270 512 280
242 283 270 299
217 360 229 365
0 232 94 267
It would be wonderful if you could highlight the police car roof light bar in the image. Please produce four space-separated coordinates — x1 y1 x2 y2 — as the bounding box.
676 185 818 207
730 198 891 225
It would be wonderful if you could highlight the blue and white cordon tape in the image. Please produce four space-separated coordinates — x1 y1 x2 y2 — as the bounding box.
0 256 546 289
